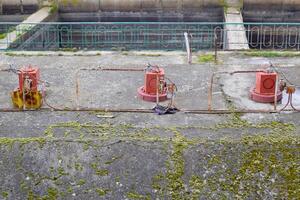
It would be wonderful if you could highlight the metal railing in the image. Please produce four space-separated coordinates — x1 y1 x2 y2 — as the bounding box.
1 22 300 51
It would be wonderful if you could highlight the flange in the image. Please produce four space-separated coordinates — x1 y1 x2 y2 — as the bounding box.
249 87 282 103
137 86 167 102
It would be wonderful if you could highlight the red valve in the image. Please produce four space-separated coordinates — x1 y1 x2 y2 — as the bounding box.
138 66 168 102
249 70 282 103
11 66 42 109
18 66 40 92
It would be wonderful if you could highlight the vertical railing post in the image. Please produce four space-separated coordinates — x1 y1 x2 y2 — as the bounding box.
184 32 192 64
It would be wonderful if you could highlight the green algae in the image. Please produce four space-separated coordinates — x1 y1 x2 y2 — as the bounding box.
1 191 9 198
95 188 110 196
77 179 86 186
126 191 151 200
90 163 109 176
0 137 46 147
104 155 123 165
189 176 204 200
1 119 299 199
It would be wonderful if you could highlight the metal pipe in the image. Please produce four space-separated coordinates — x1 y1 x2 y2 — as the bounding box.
101 68 144 72
156 73 159 105
0 107 297 114
214 32 218 64
274 74 279 110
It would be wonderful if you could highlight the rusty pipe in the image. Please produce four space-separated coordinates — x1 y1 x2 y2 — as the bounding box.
101 68 144 72
229 70 265 75
274 75 279 111
0 107 297 114
80 67 145 72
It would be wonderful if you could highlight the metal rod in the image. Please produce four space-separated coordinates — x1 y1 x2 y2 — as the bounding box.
75 69 80 110
184 32 192 64
274 74 279 111
0 107 297 114
214 33 218 64
156 73 159 105
101 68 144 72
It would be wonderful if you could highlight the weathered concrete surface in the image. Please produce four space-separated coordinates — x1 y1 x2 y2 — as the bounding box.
0 7 57 50
0 51 299 199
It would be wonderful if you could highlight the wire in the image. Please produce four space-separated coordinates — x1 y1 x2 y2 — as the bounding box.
269 62 298 87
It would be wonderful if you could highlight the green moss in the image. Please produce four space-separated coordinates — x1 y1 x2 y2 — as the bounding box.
27 190 36 200
74 162 83 171
77 179 86 186
208 155 221 166
66 186 73 194
41 187 59 200
104 155 122 165
0 33 7 39
215 108 295 134
90 163 109 176
0 119 299 199
198 54 215 63
0 137 46 148
243 50 300 58
165 131 189 199
57 167 69 176
95 169 109 176
189 176 204 200
20 181 28 191
1 191 9 198
152 129 195 200
83 141 91 151
219 0 229 13
95 188 110 196
59 47 78 52
126 191 150 200
49 3 58 14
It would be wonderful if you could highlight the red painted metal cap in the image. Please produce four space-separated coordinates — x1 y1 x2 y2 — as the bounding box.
137 86 167 102
249 87 282 103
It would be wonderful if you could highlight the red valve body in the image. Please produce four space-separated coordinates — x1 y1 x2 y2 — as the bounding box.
18 66 40 92
250 70 282 103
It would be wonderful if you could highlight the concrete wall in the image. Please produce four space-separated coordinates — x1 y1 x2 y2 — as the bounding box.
1 0 40 14
56 0 223 22
2 0 300 13
57 0 221 13
2 0 300 22
244 0 300 9
243 0 300 22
